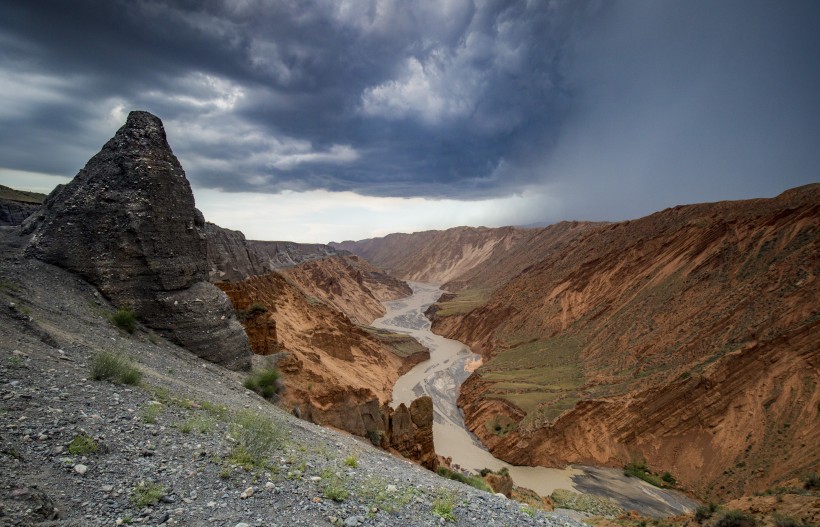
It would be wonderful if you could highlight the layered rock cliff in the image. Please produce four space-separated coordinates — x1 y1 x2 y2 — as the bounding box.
431 184 820 499
249 240 345 270
204 223 350 283
203 222 266 282
281 255 412 325
24 111 252 370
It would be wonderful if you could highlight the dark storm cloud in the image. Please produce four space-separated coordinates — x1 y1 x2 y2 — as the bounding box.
0 0 818 214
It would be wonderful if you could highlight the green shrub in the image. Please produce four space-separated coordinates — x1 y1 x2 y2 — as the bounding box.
200 400 228 418
695 503 718 522
68 434 98 455
90 351 142 385
131 482 165 507
243 368 280 399
141 402 163 424
366 429 383 446
715 510 756 527
178 415 215 434
436 466 492 493
343 455 358 468
773 514 800 527
238 303 267 321
110 308 136 333
623 460 672 488
228 410 286 468
322 477 349 502
432 492 457 522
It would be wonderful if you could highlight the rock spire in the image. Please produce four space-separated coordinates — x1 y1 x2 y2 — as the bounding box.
26 111 252 369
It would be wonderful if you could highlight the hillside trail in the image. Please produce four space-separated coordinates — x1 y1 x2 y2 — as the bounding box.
374 282 699 517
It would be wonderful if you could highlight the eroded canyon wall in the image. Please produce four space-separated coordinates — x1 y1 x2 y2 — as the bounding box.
431 184 819 499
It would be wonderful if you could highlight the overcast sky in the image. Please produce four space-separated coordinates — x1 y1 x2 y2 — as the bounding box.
1 1 818 242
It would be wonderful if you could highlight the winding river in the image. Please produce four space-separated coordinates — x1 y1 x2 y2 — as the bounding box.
373 282 699 518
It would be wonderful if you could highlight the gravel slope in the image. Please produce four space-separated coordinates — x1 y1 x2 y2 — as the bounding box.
0 229 585 527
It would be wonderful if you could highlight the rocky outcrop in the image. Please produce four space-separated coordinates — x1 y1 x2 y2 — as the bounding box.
432 184 820 499
385 397 437 470
203 222 266 282
0 200 40 226
204 224 353 283
483 472 513 498
24 111 252 370
0 185 45 226
248 240 346 270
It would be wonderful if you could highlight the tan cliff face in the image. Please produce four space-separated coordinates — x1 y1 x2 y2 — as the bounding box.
425 184 819 500
334 226 540 284
216 271 419 409
215 256 432 464
281 255 412 325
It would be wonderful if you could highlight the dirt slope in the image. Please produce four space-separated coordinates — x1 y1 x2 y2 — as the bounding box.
429 184 820 500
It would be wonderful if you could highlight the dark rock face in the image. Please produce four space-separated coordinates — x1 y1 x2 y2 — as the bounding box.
386 396 437 470
0 199 40 226
204 223 350 283
203 222 266 282
25 111 252 370
247 240 347 271
0 184 46 226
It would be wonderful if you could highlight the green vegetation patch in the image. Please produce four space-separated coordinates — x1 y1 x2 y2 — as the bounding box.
550 489 624 516
243 367 280 399
715 509 756 527
90 351 142 385
432 287 491 317
358 476 421 513
178 415 215 434
478 335 583 425
238 302 267 321
436 466 493 493
110 308 137 334
623 460 676 488
131 482 165 507
432 490 458 522
141 402 164 424
227 410 287 469
68 434 98 455
322 475 349 502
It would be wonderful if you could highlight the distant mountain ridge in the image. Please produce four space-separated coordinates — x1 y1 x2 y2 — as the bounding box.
333 224 600 287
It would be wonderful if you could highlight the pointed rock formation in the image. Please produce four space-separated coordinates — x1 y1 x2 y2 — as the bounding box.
25 111 252 370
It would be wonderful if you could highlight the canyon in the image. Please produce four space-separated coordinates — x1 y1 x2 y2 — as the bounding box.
340 184 820 501
3 110 817 525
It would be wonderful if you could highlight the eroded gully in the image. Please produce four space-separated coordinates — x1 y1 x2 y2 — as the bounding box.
373 282 699 518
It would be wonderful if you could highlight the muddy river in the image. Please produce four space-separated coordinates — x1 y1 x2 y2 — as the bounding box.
373 282 698 518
